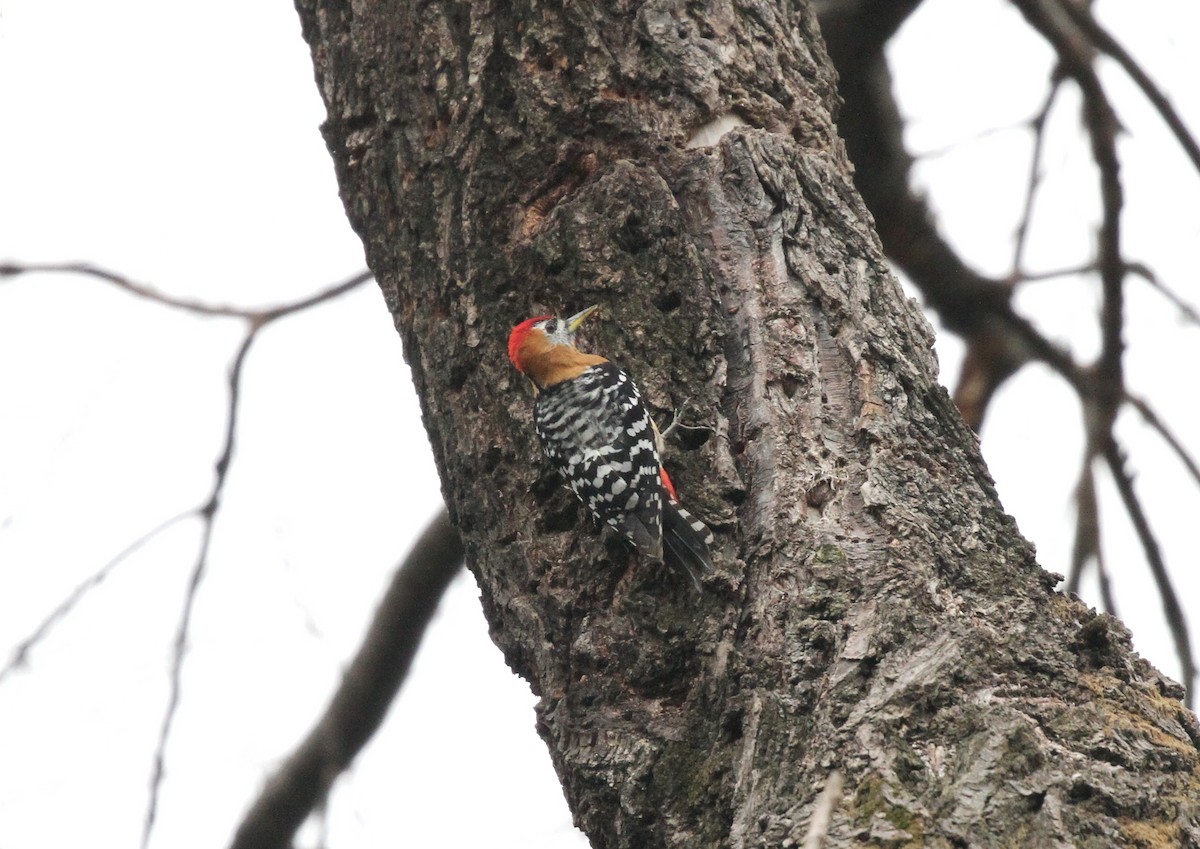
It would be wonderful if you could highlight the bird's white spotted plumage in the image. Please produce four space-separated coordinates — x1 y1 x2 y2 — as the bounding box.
535 362 666 560
509 306 714 584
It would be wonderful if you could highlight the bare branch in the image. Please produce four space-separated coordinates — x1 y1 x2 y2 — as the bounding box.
1125 394 1200 491
1012 79 1064 275
143 329 259 849
228 510 463 849
1101 439 1195 706
256 269 375 323
1009 0 1199 702
1126 261 1200 326
1067 459 1118 616
1011 0 1126 399
1084 96 1127 411
1058 1 1200 177
1066 459 1096 598
0 510 194 686
1013 0 1127 416
1012 260 1200 327
0 259 376 846
1010 261 1098 284
0 261 264 318
1095 541 1118 618
0 262 372 322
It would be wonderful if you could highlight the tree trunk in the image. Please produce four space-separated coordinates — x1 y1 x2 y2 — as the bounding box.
294 0 1200 846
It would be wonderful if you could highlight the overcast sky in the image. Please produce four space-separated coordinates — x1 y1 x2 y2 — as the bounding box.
1 1 1196 847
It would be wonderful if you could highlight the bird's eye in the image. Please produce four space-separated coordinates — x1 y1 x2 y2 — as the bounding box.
545 319 558 333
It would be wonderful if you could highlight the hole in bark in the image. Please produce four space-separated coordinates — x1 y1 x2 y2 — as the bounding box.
447 362 470 390
539 501 578 533
675 423 710 451
531 472 562 504
601 531 628 561
1025 790 1046 812
652 290 682 313
616 212 652 253
721 709 744 742
482 445 504 474
806 479 834 509
676 25 689 39
1068 781 1093 803
543 253 567 275
487 68 516 111
1090 746 1127 767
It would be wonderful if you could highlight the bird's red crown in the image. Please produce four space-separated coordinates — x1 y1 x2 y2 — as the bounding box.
508 315 553 373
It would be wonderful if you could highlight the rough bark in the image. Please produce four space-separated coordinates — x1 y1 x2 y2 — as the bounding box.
294 1 1200 847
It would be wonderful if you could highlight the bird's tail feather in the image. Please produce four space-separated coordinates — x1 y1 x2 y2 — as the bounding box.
663 500 714 590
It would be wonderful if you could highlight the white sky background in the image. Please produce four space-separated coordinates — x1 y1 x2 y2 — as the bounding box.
0 1 1196 847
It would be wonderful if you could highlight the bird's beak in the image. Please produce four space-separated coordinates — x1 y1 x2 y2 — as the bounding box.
566 304 599 332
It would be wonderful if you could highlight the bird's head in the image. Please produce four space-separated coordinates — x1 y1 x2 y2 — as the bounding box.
508 305 602 388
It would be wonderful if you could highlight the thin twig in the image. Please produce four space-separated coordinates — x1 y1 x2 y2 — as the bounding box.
0 261 372 322
1011 0 1126 397
1126 262 1200 326
0 510 195 685
1058 0 1200 177
257 269 374 322
1011 261 1098 284
1067 457 1097 597
140 268 372 847
1101 439 1195 707
1 268 373 693
910 122 1029 161
1067 458 1118 616
1086 102 1127 413
0 261 262 317
1094 540 1117 618
1125 394 1200 491
1054 3 1195 696
228 511 464 849
141 329 258 849
0 261 375 848
1012 79 1063 275
1015 259 1200 325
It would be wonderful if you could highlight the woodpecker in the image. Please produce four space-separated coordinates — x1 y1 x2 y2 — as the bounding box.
508 305 714 586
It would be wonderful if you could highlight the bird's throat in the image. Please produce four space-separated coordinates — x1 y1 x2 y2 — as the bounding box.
521 337 608 389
